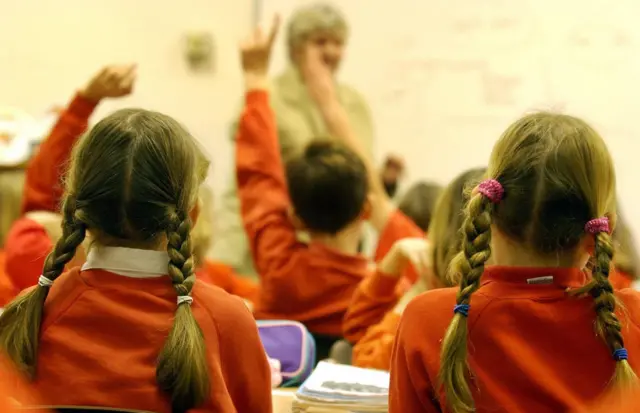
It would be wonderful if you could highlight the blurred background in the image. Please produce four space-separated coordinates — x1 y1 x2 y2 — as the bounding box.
2 0 639 239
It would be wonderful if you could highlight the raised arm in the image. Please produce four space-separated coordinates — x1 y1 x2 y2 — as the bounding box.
344 237 429 343
22 65 136 214
301 48 394 231
236 17 306 283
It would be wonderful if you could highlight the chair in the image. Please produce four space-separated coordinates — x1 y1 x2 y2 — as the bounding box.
328 339 353 365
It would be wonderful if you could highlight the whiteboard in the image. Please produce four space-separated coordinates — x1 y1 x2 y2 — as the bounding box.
259 0 640 242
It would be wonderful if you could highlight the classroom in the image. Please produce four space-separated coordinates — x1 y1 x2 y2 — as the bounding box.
1 0 640 412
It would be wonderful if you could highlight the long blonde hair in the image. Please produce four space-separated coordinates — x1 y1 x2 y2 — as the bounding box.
439 113 633 413
0 108 211 412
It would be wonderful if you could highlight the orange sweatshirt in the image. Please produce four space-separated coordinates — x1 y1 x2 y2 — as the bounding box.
236 90 371 336
3 94 257 303
343 270 407 345
389 266 640 413
32 267 271 412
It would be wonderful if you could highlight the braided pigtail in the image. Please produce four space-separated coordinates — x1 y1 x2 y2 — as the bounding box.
585 218 638 387
439 179 502 413
156 210 210 413
0 197 86 376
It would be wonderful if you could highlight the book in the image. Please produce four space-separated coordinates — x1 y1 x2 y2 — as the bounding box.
291 361 389 412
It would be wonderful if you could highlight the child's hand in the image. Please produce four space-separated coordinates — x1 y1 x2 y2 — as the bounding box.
80 64 137 102
379 238 431 278
302 45 337 107
240 15 280 90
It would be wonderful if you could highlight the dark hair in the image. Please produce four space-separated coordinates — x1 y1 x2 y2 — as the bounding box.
0 108 211 412
286 139 368 234
439 112 633 413
397 182 442 232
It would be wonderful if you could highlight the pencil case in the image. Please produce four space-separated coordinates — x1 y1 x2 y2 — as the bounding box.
257 320 316 387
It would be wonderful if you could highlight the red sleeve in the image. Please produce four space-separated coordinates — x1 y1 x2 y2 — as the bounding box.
22 93 97 214
374 210 425 284
235 90 304 284
374 209 425 262
389 301 441 413
351 312 401 370
343 270 403 343
4 217 52 291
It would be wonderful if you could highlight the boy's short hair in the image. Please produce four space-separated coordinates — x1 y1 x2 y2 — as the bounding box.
286 139 368 235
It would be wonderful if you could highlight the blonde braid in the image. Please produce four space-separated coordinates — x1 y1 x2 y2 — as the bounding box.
591 230 637 385
156 210 210 412
439 193 495 413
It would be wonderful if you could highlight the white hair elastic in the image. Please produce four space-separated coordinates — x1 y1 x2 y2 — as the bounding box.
38 275 53 288
177 295 193 306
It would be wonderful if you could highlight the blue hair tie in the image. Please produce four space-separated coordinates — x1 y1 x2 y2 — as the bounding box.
613 348 628 361
453 304 470 317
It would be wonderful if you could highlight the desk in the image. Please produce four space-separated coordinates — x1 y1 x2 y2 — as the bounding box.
272 389 296 413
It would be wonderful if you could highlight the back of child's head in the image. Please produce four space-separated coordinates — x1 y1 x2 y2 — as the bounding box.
612 204 638 279
439 112 632 413
286 139 368 234
0 108 211 412
397 181 442 232
428 168 485 287
0 169 25 247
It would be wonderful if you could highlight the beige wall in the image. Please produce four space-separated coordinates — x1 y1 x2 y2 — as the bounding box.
0 0 253 193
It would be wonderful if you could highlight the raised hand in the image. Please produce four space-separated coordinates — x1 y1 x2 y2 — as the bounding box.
240 15 280 89
80 64 136 102
379 238 432 279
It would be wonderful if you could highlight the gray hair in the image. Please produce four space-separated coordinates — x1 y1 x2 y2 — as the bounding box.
286 3 349 58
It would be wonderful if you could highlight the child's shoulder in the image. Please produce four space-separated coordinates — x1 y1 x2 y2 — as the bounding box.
401 287 459 328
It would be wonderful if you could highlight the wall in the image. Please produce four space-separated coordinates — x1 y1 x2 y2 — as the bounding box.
4 0 640 244
0 0 253 192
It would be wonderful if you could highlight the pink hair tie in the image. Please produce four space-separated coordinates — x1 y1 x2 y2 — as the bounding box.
477 179 504 203
585 217 611 234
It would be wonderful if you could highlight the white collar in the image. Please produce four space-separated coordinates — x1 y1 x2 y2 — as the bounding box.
82 246 169 278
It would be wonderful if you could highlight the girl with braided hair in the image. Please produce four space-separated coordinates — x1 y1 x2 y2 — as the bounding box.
0 108 272 413
389 112 640 413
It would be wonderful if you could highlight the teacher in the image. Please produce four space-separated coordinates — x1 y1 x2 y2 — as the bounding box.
213 3 375 277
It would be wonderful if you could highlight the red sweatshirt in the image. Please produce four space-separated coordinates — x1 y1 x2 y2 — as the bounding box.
236 90 373 336
32 267 271 412
389 266 640 413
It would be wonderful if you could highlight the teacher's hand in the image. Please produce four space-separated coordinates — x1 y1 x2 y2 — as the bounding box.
302 45 337 108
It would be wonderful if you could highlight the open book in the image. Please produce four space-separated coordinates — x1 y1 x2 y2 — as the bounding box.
292 361 389 412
